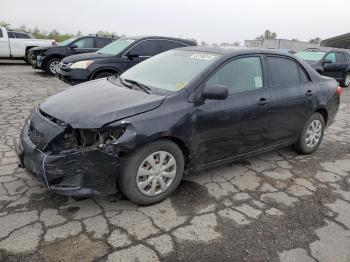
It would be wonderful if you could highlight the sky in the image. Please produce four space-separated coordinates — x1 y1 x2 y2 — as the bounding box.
1 0 349 44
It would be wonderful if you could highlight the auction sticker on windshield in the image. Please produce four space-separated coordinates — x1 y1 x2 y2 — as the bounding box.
191 53 216 61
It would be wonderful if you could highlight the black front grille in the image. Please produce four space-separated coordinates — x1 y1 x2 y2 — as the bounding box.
28 125 43 146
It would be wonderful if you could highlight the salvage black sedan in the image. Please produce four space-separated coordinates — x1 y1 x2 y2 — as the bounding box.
15 47 341 205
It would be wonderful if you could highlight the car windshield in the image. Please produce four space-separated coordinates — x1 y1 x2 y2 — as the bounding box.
296 51 326 62
120 50 222 92
97 38 136 55
57 37 77 46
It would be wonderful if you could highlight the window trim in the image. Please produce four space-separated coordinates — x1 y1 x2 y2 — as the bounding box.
201 54 267 97
265 54 311 87
122 39 190 58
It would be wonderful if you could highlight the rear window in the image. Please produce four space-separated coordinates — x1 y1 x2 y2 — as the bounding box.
14 32 32 39
295 51 325 62
96 38 113 48
157 40 187 52
267 57 301 86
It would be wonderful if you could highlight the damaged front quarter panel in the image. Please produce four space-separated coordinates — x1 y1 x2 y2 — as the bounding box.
20 107 136 196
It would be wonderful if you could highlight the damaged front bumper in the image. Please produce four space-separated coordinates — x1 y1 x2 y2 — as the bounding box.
15 109 124 196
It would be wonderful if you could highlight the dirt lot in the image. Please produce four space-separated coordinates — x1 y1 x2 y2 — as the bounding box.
0 61 350 262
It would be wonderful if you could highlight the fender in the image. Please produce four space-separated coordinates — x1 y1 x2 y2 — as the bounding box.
91 67 120 79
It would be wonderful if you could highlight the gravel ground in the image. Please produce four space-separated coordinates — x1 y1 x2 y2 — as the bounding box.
0 61 350 262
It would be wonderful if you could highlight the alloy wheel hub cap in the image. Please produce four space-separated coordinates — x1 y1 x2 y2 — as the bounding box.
345 75 350 86
136 151 177 196
305 120 322 148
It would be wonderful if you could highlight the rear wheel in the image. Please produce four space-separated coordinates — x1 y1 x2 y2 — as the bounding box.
92 71 115 80
341 73 350 88
294 112 325 154
45 58 61 75
118 140 184 205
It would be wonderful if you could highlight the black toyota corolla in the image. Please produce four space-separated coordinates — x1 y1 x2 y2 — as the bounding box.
15 46 341 205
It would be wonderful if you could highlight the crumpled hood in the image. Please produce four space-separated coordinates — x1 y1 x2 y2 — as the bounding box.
62 52 114 63
39 78 165 129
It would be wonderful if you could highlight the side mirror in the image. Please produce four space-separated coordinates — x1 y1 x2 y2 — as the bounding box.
126 51 140 58
202 85 228 100
323 59 333 64
70 44 78 49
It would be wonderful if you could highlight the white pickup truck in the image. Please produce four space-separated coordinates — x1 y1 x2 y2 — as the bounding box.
0 27 55 63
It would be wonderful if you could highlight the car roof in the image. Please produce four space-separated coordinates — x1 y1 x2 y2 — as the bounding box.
176 45 297 58
304 48 350 54
122 36 197 45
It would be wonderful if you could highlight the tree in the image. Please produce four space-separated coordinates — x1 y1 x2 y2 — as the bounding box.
0 21 11 29
309 37 322 44
220 41 241 47
256 30 277 40
96 30 117 36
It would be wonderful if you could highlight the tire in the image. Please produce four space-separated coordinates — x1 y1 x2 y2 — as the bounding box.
341 73 350 88
118 140 185 205
294 112 325 155
25 52 34 65
45 57 61 75
92 71 115 80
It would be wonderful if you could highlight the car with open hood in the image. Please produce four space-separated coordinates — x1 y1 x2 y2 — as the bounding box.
296 49 350 88
15 46 341 205
55 36 197 85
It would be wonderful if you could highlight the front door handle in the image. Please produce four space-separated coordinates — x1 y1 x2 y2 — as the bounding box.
257 98 270 106
305 90 313 96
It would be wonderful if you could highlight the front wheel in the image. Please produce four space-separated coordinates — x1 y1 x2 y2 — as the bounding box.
45 58 61 75
294 112 325 155
118 140 184 205
341 73 350 88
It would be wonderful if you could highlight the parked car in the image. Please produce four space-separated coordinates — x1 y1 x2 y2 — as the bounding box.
55 36 197 85
0 27 55 63
30 35 116 75
15 47 341 205
296 49 350 87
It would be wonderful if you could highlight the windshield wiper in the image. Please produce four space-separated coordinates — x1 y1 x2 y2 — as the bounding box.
123 78 151 94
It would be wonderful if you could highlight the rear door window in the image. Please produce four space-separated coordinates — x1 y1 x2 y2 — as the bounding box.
336 52 347 63
298 66 310 82
266 56 301 86
7 32 16 38
129 40 158 56
157 40 187 53
0 29 3 38
96 38 113 48
14 32 31 39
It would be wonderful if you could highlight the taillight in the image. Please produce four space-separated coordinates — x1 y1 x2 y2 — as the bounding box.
336 86 342 96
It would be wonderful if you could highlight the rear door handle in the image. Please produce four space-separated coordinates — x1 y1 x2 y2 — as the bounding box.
305 90 313 96
257 98 270 106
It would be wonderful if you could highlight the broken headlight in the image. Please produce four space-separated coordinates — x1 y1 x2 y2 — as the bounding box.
49 127 125 153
